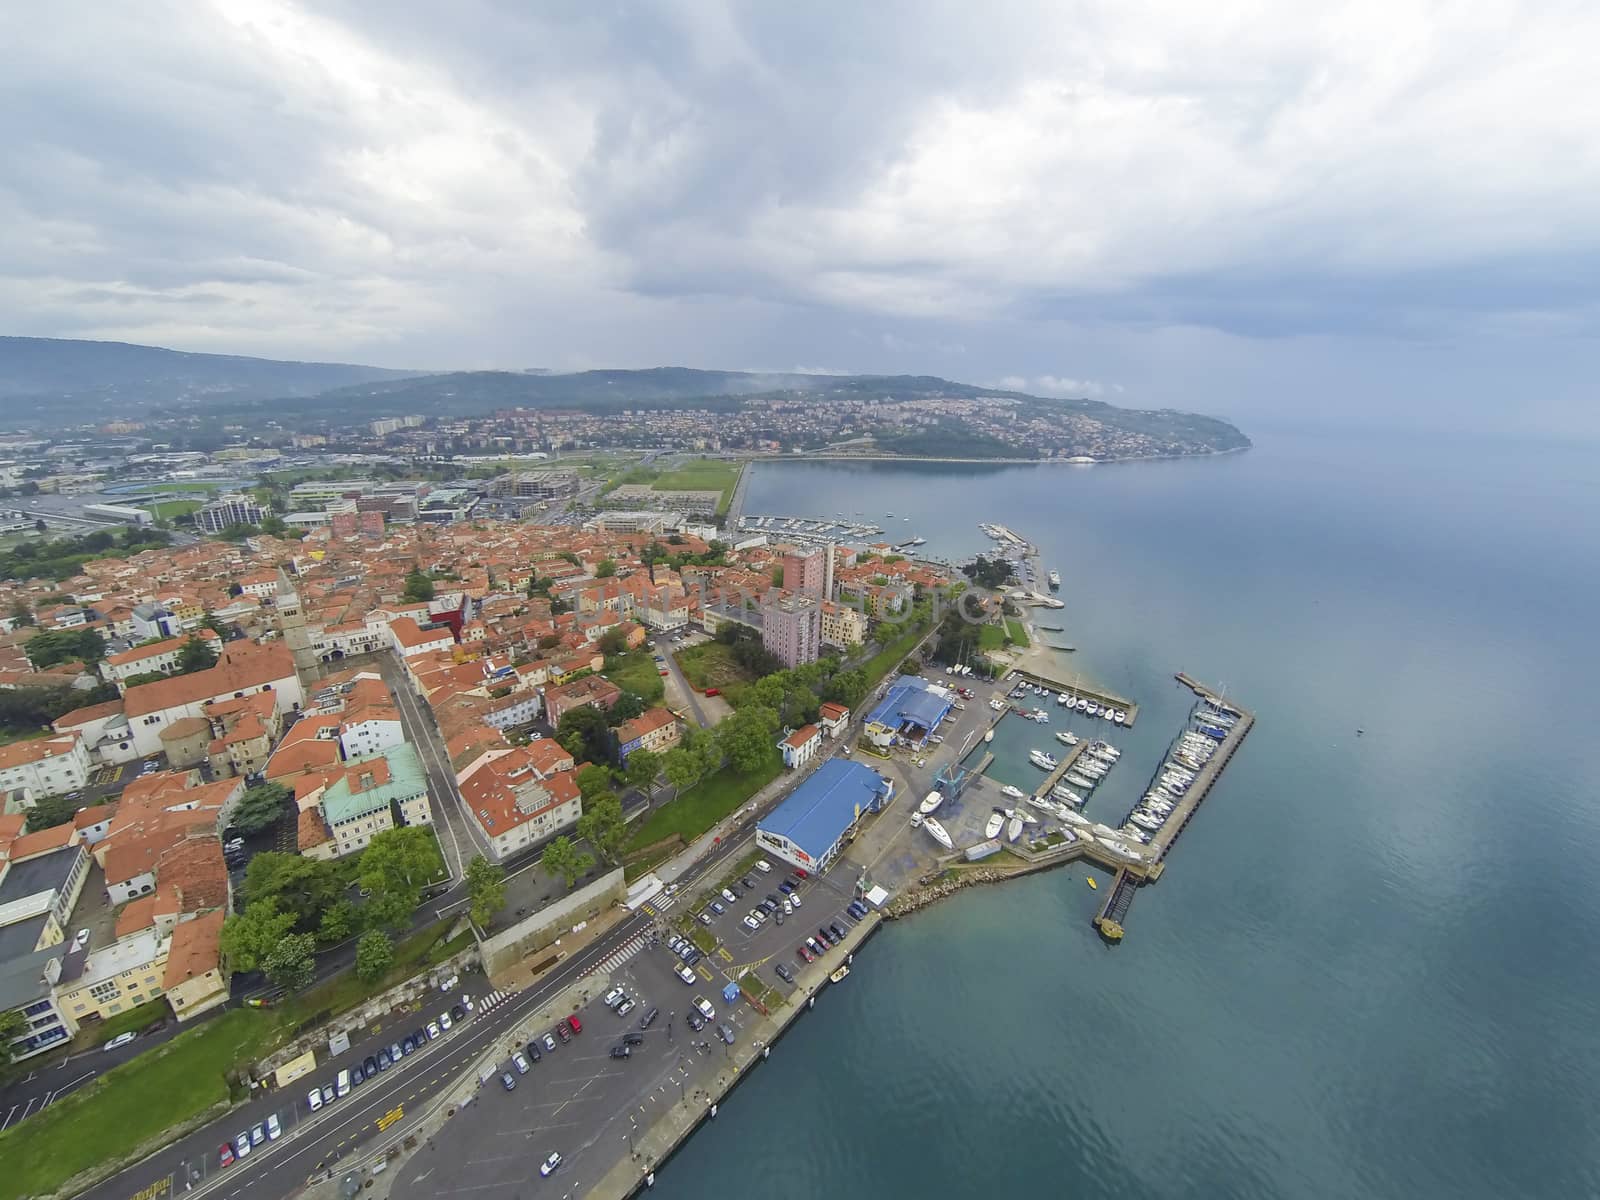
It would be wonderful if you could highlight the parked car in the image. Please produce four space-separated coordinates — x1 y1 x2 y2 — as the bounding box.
376 1049 391 1071
682 948 701 966
540 1151 563 1177
703 687 720 697
755 859 772 873
389 1040 403 1061
775 963 795 983
511 1052 530 1074
526 1039 543 1062
541 1032 557 1051
789 891 802 908
566 1013 582 1034
693 995 715 1020
717 1023 736 1045
668 934 684 953
697 910 713 926
830 920 849 941
249 1122 266 1146
103 1031 138 1051
555 1023 571 1043
609 1044 632 1059
321 1084 336 1106
603 986 624 1008
720 888 738 904
676 963 696 984
686 1010 705 1032
426 1021 441 1040
710 899 728 915
616 998 635 1017
779 880 796 895
740 875 757 891
500 1071 516 1091
640 1006 660 1030
219 1143 236 1168
266 1114 282 1140
439 1011 453 1031
363 1055 379 1078
817 927 836 947
450 1003 466 1021
235 1132 252 1159
805 937 824 955
742 914 760 930
796 943 815 963
307 1087 323 1112
623 1031 644 1046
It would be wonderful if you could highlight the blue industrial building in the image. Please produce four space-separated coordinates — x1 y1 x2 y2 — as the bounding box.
755 759 895 873
862 674 955 749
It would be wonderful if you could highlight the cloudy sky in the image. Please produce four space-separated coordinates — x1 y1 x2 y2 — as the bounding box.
3 0 1596 433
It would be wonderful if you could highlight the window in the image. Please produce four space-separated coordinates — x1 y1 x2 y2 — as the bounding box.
88 981 120 1002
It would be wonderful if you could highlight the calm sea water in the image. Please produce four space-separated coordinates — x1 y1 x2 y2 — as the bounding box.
651 429 1600 1200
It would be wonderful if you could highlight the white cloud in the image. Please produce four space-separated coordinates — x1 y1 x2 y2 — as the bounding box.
996 376 1106 398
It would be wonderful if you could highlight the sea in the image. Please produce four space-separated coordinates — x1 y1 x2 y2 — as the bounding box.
648 426 1600 1200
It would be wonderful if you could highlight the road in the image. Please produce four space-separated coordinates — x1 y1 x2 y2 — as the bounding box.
376 655 490 881
652 634 708 728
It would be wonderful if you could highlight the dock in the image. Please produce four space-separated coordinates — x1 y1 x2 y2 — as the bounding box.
1139 678 1255 863
1009 667 1140 727
1093 868 1138 941
1032 739 1091 798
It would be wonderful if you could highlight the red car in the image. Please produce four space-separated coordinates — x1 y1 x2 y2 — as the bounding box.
796 944 815 963
219 1143 236 1168
555 1022 571 1043
566 1013 582 1035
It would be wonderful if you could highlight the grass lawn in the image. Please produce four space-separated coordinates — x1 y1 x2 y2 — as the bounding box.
1005 618 1030 647
279 922 463 1026
141 481 222 494
149 499 202 520
0 1008 277 1200
0 727 50 746
625 749 782 851
604 458 741 514
674 641 755 691
601 648 667 702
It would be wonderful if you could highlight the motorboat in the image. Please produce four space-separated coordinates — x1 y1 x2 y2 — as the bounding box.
1006 814 1024 842
984 811 1005 839
1098 838 1144 863
1028 750 1057 770
923 818 953 851
1055 730 1079 746
1026 795 1058 817
1065 772 1097 790
1086 877 1098 890
1047 569 1061 589
919 790 944 815
1092 742 1121 760
1052 786 1084 805
1000 784 1025 800
1060 810 1091 828
1113 710 1127 725
1130 811 1164 831
983 729 995 742
829 965 851 984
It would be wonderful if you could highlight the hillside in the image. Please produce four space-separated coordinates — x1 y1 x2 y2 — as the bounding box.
0 336 423 421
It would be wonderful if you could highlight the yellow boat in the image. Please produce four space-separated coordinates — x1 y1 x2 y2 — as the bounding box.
1087 877 1098 890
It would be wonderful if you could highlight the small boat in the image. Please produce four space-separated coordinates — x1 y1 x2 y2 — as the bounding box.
1028 749 1057 770
1065 772 1097 790
1060 810 1091 828
1047 570 1061 589
983 729 994 742
1113 710 1127 725
1055 730 1079 746
1087 877 1098 890
984 811 1005 839
1053 786 1084 806
1026 795 1058 817
1000 784 1025 800
1006 815 1024 842
923 817 953 851
829 965 851 984
919 790 943 815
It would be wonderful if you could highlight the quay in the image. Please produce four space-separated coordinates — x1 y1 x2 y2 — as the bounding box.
1032 738 1091 798
1143 675 1256 863
1009 665 1140 727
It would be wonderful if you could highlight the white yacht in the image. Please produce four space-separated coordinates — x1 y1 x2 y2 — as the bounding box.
1026 795 1058 817
1055 730 1079 746
1097 837 1143 862
1065 772 1097 790
1052 785 1084 805
1130 811 1164 831
984 811 1005 839
1028 749 1057 770
919 790 944 815
923 817 953 851
1006 814 1025 842
1113 710 1127 725
1092 742 1121 761
983 728 995 742
1000 784 1025 800
1047 569 1062 589
1060 810 1092 828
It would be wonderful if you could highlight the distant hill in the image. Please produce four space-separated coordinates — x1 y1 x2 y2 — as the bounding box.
0 336 423 421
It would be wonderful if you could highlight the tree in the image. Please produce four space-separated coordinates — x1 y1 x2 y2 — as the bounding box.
717 705 780 772
230 782 291 836
607 691 646 727
0 1009 27 1067
402 570 435 603
24 793 80 833
24 628 106 668
242 852 342 930
597 627 629 655
465 855 506 927
32 518 45 534
662 745 704 793
260 513 287 536
540 835 594 889
318 899 358 944
359 826 443 929
576 791 626 864
575 763 615 801
8 602 32 627
219 901 296 974
263 932 317 991
595 559 617 578
624 749 661 799
556 704 611 764
354 930 394 983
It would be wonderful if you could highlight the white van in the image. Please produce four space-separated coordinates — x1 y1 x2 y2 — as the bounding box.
335 1068 351 1098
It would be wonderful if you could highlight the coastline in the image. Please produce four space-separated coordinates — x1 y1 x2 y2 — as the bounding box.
754 444 1251 467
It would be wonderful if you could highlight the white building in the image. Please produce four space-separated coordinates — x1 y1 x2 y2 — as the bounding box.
0 734 91 800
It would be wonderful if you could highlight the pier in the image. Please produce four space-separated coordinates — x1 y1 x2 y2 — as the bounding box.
1032 739 1091 798
1093 868 1138 942
1139 676 1255 863
1009 666 1140 727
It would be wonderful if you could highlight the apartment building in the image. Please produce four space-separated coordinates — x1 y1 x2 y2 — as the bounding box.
762 594 821 668
616 707 683 762
819 600 867 648
0 733 91 801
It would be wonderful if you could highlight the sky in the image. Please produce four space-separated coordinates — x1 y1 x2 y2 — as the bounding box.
2 0 1597 434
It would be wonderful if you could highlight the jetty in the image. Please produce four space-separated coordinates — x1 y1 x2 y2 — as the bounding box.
1009 665 1139 727
1141 675 1256 863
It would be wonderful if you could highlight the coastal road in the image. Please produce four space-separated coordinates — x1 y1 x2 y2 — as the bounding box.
76 920 653 1200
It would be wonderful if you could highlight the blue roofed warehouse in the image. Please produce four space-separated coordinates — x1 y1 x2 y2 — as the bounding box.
862 674 954 749
756 759 895 873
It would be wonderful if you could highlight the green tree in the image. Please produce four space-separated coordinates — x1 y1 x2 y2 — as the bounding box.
540 835 593 889
318 899 358 944
607 691 646 726
595 559 617 578
402 570 435 603
8 602 32 628
575 763 615 801
465 855 506 927
662 745 704 793
354 930 395 983
242 852 342 930
219 901 296 974
623 748 660 799
263 932 317 991
359 826 443 929
259 513 287 536
24 628 106 668
176 634 218 674
716 705 780 772
556 704 611 764
597 627 629 655
0 1009 27 1067
576 790 626 864
230 782 291 836
24 793 80 833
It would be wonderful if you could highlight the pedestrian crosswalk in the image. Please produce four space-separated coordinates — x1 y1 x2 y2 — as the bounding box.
477 988 512 1013
586 932 649 978
641 890 676 917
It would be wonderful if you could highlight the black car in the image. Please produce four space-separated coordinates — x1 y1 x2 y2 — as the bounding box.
682 948 701 966
413 1027 428 1048
623 1032 644 1046
817 927 835 947
784 875 802 890
525 1040 543 1062
363 1055 379 1078
774 963 795 983
400 1035 414 1054
450 1003 465 1021
740 875 757 891
609 1044 632 1059
377 1048 391 1070
640 1006 659 1030
686 1010 705 1032
765 893 782 909
829 920 848 941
